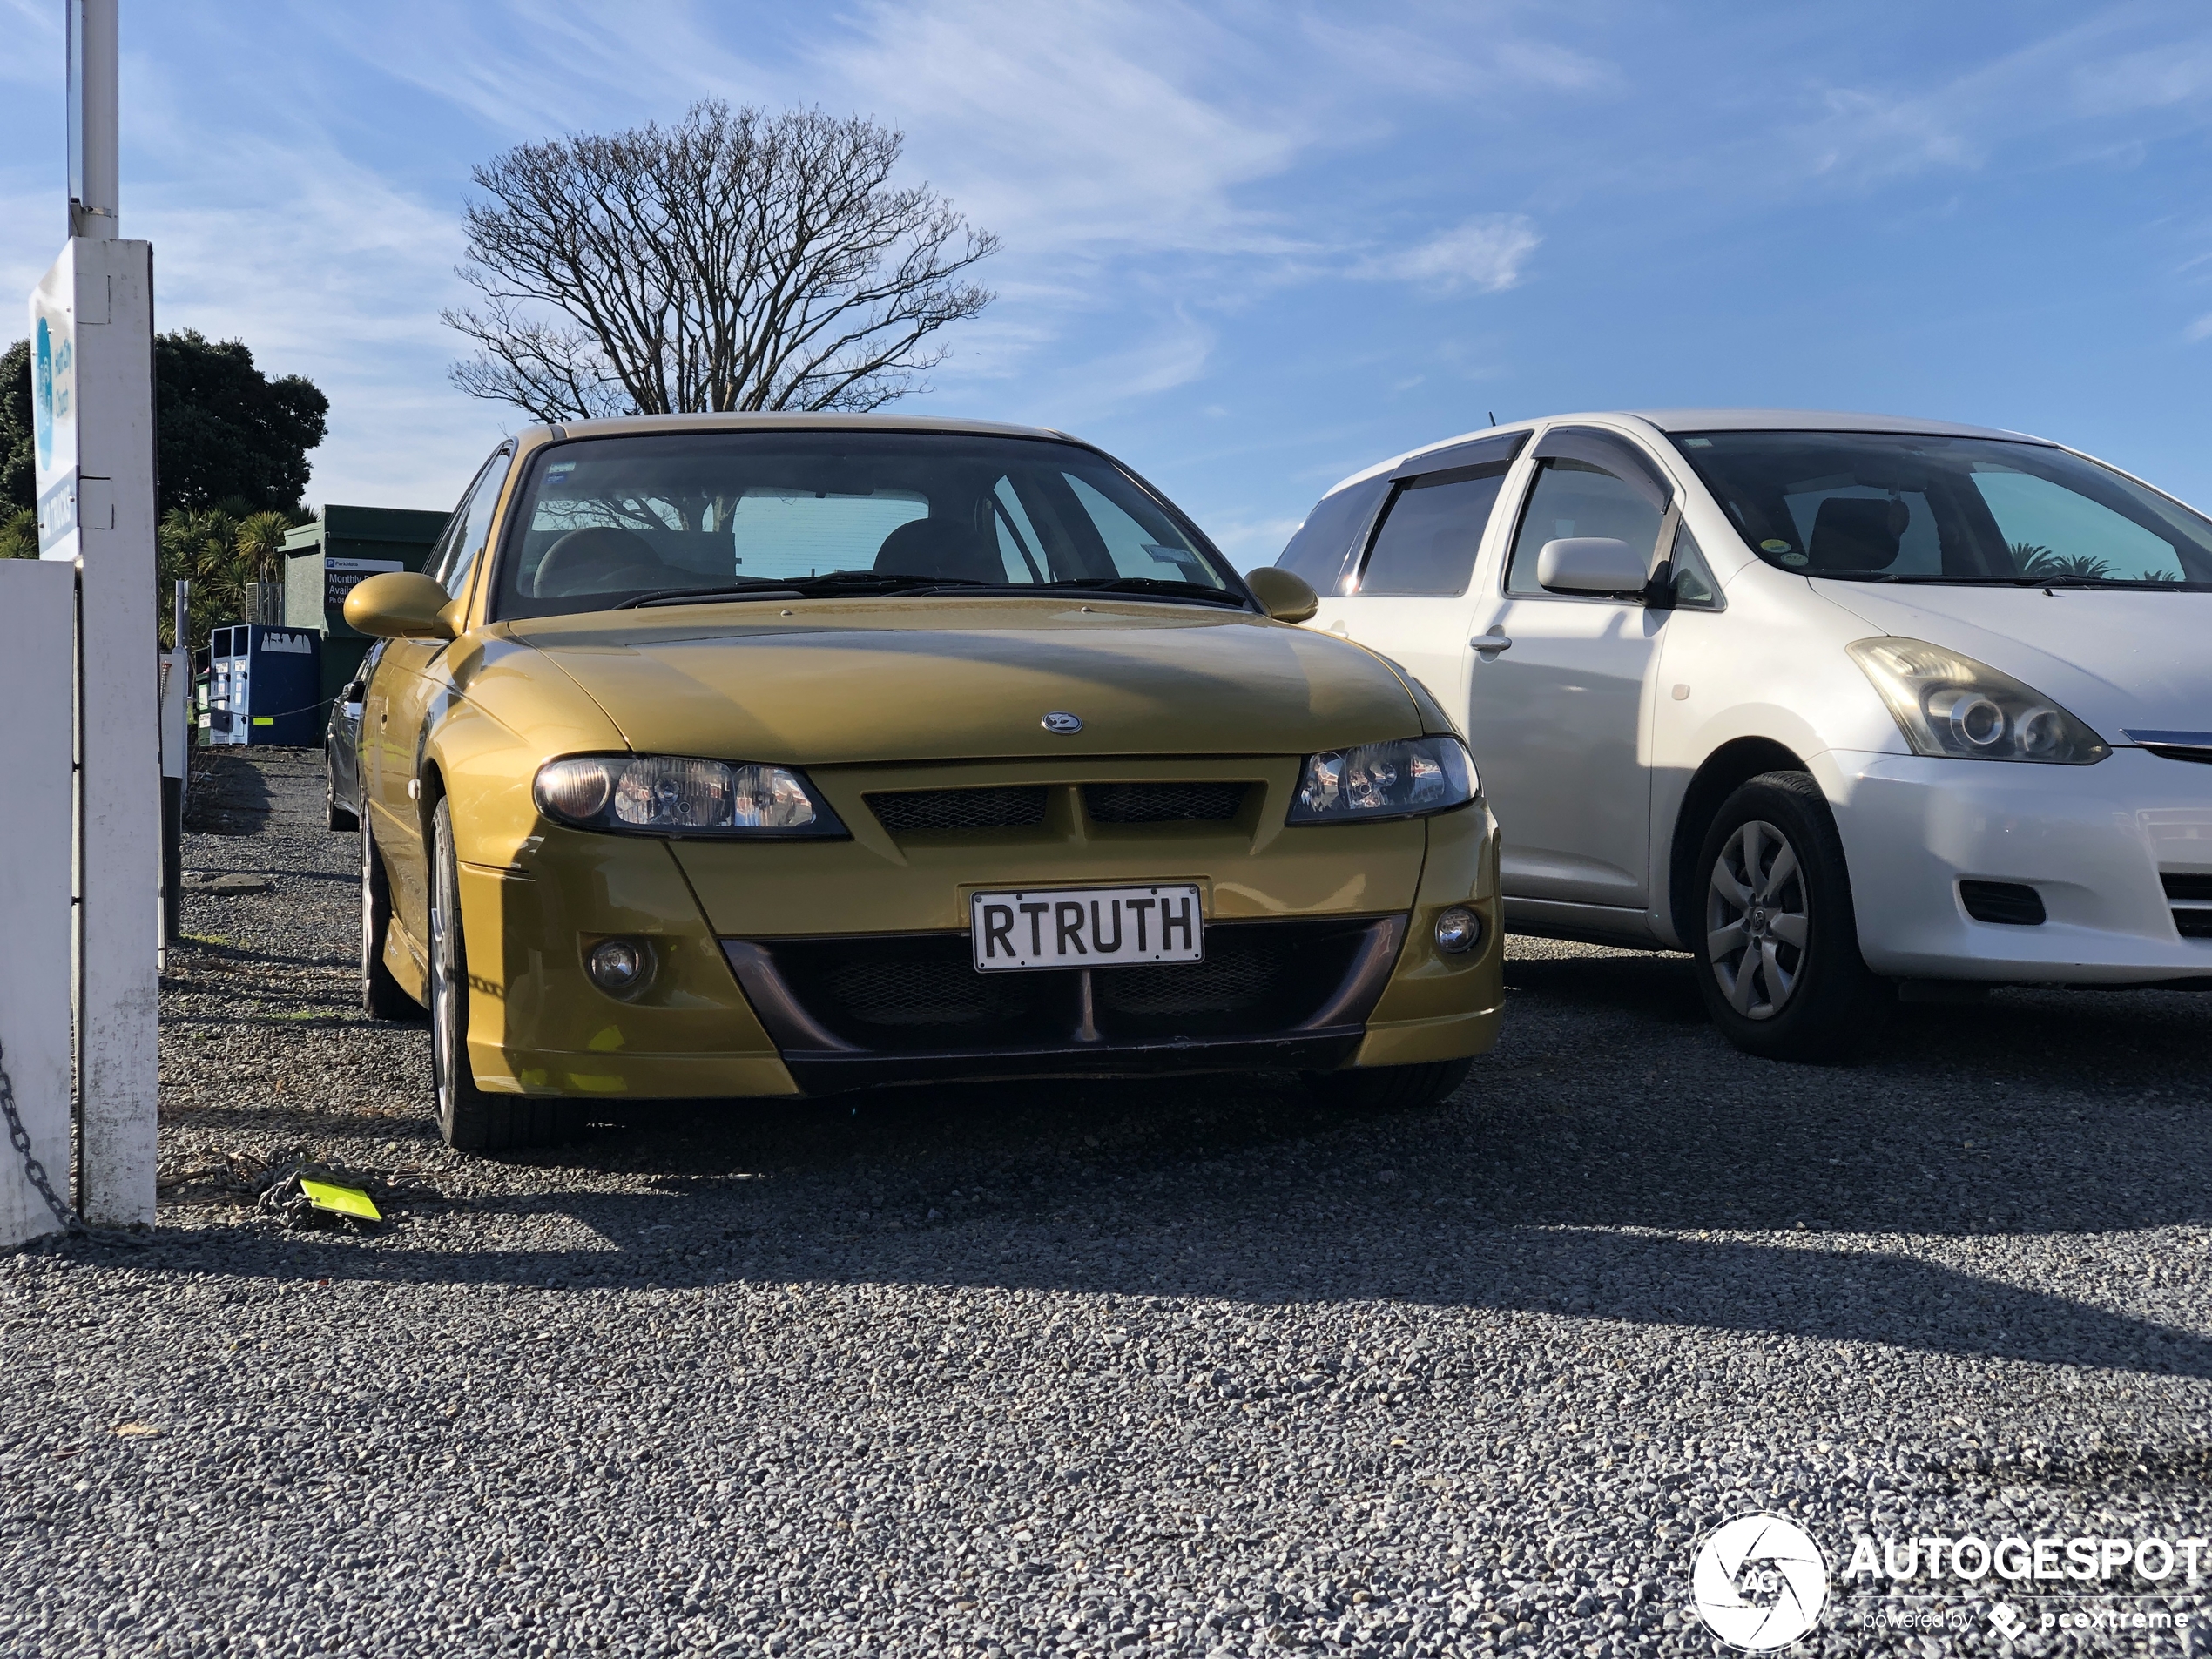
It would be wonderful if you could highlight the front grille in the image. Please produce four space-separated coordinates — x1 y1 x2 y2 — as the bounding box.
1959 880 2046 926
2163 873 2212 903
2163 873 2212 940
867 786 1049 835
1083 782 1249 825
748 917 1390 1053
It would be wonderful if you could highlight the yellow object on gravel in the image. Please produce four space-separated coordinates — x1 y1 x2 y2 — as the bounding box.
298 1179 381 1221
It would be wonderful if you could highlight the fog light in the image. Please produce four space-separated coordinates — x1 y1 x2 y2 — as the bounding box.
587 938 653 996
1434 906 1482 954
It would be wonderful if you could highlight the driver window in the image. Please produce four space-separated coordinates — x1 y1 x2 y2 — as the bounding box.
1507 454 1667 596
434 447 513 599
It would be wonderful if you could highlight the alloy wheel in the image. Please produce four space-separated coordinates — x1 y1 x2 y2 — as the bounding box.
1705 818 1810 1021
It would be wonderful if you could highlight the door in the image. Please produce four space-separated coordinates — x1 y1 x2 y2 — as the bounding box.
1466 426 1675 916
369 444 513 948
1310 432 1527 719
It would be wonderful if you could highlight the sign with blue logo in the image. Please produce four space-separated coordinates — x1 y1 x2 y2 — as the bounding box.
29 252 78 560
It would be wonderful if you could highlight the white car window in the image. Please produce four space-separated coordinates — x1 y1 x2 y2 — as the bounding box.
1356 464 1511 597
1507 459 1666 595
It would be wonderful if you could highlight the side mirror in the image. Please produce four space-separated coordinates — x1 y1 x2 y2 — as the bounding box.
1535 537 1649 597
1244 566 1319 623
344 570 458 640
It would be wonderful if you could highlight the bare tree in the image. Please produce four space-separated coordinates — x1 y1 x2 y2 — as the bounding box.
444 103 999 421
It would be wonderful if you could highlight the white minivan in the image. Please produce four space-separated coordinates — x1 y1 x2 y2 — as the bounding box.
1276 409 2212 1060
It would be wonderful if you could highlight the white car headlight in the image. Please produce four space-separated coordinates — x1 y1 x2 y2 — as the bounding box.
533 754 849 837
1846 637 2109 765
1288 735 1478 824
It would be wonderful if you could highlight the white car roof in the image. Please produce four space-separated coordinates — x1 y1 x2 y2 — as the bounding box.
1318 408 2054 500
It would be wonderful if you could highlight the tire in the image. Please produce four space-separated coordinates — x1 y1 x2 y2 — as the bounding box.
428 798 584 1152
361 812 421 1021
1312 1057 1474 1112
1689 770 1891 1062
325 754 359 833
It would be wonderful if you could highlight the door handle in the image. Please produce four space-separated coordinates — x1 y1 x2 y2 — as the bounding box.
1471 631 1513 656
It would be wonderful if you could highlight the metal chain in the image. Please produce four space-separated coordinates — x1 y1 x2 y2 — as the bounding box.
0 1032 81 1237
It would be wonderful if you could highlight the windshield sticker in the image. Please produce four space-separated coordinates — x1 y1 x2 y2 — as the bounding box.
1781 552 1810 566
1761 539 1791 551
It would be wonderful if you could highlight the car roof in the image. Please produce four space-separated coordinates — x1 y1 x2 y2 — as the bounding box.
1317 408 2054 500
1625 408 2046 442
528 411 1077 443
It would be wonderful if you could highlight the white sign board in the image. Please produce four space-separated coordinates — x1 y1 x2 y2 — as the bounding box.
30 249 79 559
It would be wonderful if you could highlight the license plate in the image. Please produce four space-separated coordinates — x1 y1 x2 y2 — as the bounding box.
969 884 1204 972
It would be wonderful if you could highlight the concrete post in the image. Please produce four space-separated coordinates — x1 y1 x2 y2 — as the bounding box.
68 237 162 1229
0 562 78 1249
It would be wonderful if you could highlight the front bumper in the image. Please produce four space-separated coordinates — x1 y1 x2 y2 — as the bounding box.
455 759 1504 1096
1815 746 2212 983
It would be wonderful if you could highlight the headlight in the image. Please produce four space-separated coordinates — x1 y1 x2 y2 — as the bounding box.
1288 735 1478 824
1846 638 2109 765
533 754 849 837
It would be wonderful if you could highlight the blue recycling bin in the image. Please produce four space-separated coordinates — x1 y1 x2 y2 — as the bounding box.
206 624 323 746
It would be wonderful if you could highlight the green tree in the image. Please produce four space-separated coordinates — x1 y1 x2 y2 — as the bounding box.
155 501 315 651
1 338 33 517
2 329 328 527
154 330 328 513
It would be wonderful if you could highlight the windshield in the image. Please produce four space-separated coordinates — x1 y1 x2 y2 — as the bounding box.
1667 430 2212 589
489 429 1240 619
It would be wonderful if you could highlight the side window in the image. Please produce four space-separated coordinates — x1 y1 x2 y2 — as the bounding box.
1277 475 1387 597
1355 463 1511 597
1668 523 1724 610
433 447 514 599
1506 430 1671 596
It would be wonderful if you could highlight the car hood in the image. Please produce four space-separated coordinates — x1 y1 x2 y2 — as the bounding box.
501 597 1423 764
1811 582 2212 741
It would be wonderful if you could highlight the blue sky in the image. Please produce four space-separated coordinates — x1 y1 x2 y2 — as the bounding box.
5 1 2211 563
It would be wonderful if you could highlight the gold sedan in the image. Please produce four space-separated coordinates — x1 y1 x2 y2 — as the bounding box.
344 414 1502 1149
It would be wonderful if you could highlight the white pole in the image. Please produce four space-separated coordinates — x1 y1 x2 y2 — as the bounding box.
69 0 118 241
41 0 158 1229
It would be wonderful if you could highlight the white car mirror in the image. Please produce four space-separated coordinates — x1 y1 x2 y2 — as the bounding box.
1536 536 1648 597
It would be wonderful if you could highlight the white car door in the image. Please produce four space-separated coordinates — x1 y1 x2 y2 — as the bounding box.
1304 431 1528 721
1464 425 1676 925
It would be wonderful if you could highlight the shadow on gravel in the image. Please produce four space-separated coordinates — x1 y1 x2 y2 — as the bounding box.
110 1190 2212 1381
125 1045 2212 1379
184 752 277 834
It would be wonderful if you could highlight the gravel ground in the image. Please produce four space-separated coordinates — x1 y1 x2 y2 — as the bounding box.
5 747 2212 1657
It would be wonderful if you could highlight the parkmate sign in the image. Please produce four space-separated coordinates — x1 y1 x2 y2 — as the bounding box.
30 250 78 559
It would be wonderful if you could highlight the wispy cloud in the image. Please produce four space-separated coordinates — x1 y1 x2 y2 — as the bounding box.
1357 215 1540 294
2186 314 2212 343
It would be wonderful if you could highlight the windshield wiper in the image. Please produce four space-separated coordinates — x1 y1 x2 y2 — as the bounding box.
1027 577 1251 610
620 571 991 609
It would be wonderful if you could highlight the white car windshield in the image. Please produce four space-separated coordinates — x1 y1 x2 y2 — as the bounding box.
489 430 1240 619
1668 430 2212 589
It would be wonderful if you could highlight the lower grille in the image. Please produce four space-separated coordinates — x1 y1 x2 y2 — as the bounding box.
2165 873 2212 940
867 786 1048 834
1083 782 1249 825
727 915 1400 1055
1959 880 2045 927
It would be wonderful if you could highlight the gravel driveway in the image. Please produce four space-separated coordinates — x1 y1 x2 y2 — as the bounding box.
5 747 2212 1657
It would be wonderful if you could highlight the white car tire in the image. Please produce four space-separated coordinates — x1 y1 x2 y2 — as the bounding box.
1690 771 1892 1062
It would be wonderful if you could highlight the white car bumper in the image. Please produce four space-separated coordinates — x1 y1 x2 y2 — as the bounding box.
1814 746 2212 984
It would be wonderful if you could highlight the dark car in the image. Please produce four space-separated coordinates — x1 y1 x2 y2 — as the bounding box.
323 640 383 831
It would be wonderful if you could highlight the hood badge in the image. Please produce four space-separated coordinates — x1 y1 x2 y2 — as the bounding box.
1041 711 1083 734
